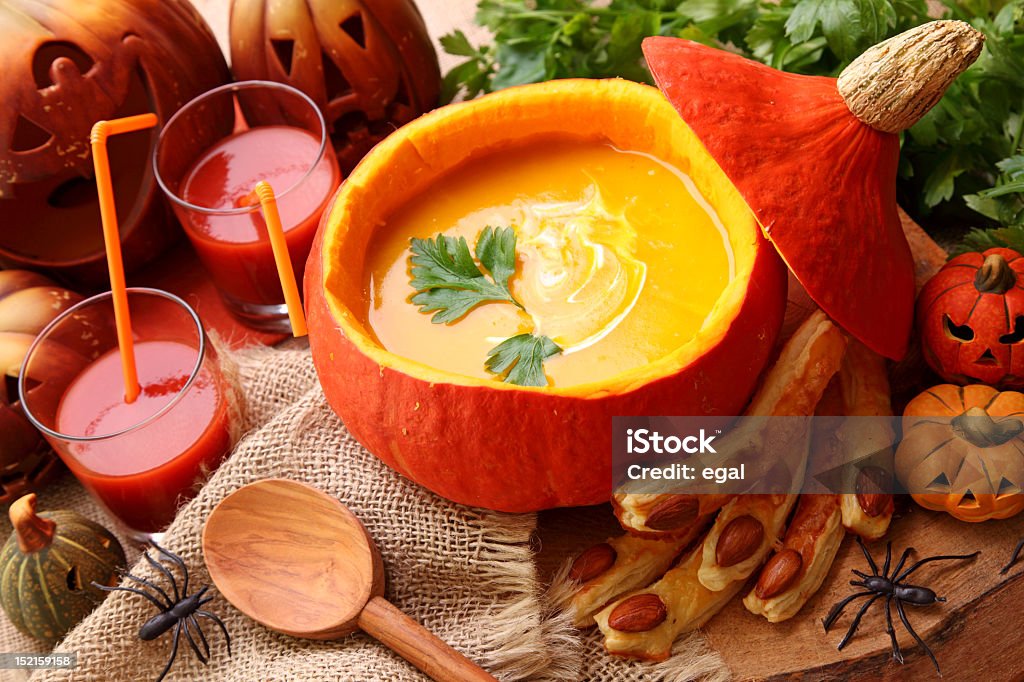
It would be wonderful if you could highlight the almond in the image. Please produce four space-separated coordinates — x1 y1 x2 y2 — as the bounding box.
856 466 893 518
754 549 803 600
645 496 699 531
715 515 764 567
568 542 616 582
607 593 668 632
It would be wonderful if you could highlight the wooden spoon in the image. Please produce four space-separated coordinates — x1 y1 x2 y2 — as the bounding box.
202 479 496 682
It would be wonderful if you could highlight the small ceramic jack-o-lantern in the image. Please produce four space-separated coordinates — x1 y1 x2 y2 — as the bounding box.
0 0 231 285
917 247 1024 388
229 0 440 174
898 384 1024 522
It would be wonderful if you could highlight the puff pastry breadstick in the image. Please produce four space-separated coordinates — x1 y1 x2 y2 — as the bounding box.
697 492 801 592
836 339 895 540
745 340 896 622
613 310 847 536
744 493 843 622
594 544 746 661
566 515 712 628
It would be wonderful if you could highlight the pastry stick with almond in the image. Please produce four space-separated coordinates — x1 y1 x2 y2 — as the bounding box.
613 310 847 537
564 515 713 628
593 543 746 661
744 492 843 622
743 381 845 623
594 312 846 660
744 342 895 622
836 339 895 539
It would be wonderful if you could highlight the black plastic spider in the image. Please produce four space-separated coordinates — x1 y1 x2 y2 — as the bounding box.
823 536 978 675
93 542 231 682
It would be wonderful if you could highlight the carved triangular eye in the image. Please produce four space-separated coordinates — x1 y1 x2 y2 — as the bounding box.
341 12 366 49
944 314 974 342
322 49 353 100
10 115 54 152
271 38 295 75
66 566 82 591
997 477 1020 498
927 472 951 492
999 316 1024 344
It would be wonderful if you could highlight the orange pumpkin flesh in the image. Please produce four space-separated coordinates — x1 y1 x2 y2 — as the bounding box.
306 79 787 511
642 37 915 362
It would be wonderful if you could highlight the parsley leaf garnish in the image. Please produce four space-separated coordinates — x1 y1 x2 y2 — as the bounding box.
409 226 522 324
409 227 562 386
485 333 563 387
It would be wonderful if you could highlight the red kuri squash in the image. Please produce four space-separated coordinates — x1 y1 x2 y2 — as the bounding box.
306 79 787 511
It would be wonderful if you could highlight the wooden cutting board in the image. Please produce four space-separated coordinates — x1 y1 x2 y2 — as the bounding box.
706 508 1024 680
708 213 1024 679
706 213 1023 679
538 212 1024 680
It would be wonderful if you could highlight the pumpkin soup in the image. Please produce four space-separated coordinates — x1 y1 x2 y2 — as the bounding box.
363 139 733 387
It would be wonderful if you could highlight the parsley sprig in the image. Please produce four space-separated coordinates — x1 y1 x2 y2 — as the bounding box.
410 226 521 324
441 0 1024 241
485 333 563 387
409 227 562 386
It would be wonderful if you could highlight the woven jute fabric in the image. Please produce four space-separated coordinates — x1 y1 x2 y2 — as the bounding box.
0 346 575 681
0 343 733 682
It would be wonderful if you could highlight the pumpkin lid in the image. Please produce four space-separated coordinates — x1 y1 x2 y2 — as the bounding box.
643 21 984 360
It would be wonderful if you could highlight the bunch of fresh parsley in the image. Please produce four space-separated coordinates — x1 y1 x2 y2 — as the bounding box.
441 0 1024 245
409 227 562 386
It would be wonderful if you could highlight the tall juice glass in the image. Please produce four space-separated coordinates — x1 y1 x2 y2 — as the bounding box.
153 80 340 332
20 288 238 540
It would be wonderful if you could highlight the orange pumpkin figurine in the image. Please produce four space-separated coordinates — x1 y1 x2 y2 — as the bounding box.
917 247 1024 388
897 384 1024 522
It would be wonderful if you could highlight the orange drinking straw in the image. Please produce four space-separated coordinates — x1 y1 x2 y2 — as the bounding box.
254 181 308 337
90 113 157 404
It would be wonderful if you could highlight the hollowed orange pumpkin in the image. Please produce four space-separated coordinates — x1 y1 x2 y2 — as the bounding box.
306 79 787 511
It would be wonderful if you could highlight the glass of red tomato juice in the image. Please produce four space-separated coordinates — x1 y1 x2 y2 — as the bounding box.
153 80 340 332
19 288 238 541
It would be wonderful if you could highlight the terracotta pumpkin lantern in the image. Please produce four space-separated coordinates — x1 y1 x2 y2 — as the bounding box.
229 0 440 174
917 247 1024 387
897 384 1024 522
0 0 231 285
642 21 984 361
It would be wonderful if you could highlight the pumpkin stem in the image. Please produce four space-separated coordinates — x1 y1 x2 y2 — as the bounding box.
974 253 1017 294
951 407 1024 448
9 494 55 554
837 21 984 134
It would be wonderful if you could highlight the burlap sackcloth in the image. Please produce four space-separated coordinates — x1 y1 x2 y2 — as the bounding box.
1 343 733 681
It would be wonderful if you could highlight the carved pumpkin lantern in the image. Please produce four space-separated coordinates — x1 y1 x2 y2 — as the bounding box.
917 247 1024 388
897 384 1024 522
0 270 89 504
0 0 232 285
229 0 441 174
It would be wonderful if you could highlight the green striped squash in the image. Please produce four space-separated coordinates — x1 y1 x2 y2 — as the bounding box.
1 494 125 641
